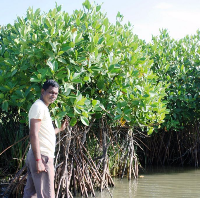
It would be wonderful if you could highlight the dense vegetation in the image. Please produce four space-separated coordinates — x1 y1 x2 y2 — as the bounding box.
141 30 200 167
0 0 200 197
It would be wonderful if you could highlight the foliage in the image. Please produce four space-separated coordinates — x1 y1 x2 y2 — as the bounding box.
0 0 167 134
0 110 29 174
1 3 200 195
146 29 200 130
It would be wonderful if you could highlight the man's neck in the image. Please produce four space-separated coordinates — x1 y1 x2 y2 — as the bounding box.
40 96 49 107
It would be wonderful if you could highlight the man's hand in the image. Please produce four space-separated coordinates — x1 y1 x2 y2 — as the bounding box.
55 117 69 134
60 118 69 132
36 160 47 173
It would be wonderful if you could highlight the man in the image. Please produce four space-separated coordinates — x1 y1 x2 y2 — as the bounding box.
23 80 68 198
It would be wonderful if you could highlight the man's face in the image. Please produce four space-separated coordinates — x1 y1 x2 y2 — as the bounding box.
41 86 59 106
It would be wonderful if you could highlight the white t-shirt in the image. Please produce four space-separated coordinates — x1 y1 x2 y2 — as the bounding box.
29 99 55 158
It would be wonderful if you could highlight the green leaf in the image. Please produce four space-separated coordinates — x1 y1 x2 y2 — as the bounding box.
30 76 41 82
93 105 102 111
82 0 91 10
47 60 58 71
55 118 61 128
74 107 81 114
0 76 4 84
0 93 4 98
2 100 8 112
69 42 75 48
61 44 71 51
108 64 121 74
49 41 57 53
92 99 98 106
131 100 139 106
93 34 99 45
124 114 131 121
96 5 101 12
147 127 154 135
149 92 156 97
83 76 90 82
124 107 131 114
57 111 67 118
57 57 67 64
75 33 82 43
70 117 77 126
77 97 86 106
107 38 114 46
98 37 104 44
80 116 89 126
114 115 121 120
95 47 98 58
38 68 49 77
76 18 80 26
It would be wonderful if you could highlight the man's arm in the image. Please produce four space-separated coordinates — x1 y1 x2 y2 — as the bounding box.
29 118 46 173
54 118 69 135
54 127 63 135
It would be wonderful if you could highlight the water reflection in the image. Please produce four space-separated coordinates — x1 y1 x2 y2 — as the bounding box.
95 167 200 198
2 167 199 198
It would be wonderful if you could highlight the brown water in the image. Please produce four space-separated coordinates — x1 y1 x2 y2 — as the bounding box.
1 167 200 198
94 167 200 198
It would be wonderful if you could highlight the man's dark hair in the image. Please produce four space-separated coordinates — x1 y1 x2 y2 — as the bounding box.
42 80 59 90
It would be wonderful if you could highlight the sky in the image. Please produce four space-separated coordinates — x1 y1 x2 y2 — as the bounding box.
0 0 200 42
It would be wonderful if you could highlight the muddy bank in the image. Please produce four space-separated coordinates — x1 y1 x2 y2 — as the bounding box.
0 175 15 198
0 183 9 198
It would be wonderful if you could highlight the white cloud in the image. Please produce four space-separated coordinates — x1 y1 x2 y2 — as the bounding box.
155 2 173 10
133 23 161 42
159 9 200 39
133 6 200 42
165 10 200 24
